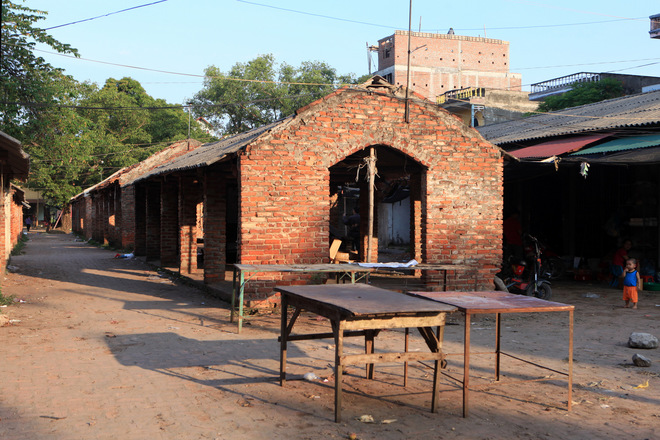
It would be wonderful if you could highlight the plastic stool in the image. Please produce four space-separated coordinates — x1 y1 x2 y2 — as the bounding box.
641 275 654 283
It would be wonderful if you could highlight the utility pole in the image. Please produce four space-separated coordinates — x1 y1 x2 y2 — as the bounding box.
404 0 413 123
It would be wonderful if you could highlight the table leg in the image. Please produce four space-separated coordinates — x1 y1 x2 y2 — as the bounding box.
333 320 345 423
463 312 471 418
279 295 289 386
230 267 237 323
431 326 442 413
404 328 409 387
365 330 375 379
568 309 574 411
238 271 245 333
495 312 501 381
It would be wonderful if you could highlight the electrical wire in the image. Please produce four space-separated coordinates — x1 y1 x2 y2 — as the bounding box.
237 0 646 32
43 1 170 31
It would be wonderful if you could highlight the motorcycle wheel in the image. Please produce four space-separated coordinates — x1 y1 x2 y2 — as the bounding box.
526 283 552 300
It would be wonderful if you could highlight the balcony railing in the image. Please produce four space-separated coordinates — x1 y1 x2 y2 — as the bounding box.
437 87 485 104
531 72 600 94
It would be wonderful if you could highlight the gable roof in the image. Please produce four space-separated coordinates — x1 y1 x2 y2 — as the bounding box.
134 76 491 183
0 131 30 181
135 118 291 183
478 90 660 146
70 139 202 200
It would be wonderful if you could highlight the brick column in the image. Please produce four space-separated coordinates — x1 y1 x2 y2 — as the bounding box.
84 196 93 240
160 178 179 266
134 183 147 256
92 195 103 243
145 181 161 261
410 172 424 264
203 167 226 283
179 175 200 274
120 186 136 250
0 188 7 273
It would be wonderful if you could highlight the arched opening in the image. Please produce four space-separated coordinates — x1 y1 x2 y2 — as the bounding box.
329 144 427 263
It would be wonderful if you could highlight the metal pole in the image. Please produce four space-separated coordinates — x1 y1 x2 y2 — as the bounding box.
404 0 413 123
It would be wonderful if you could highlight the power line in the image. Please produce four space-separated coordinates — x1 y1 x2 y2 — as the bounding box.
1 92 324 111
237 0 646 32
24 40 659 92
44 0 170 31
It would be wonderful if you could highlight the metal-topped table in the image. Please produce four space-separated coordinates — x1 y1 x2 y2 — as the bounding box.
231 264 373 332
276 283 456 422
408 290 574 417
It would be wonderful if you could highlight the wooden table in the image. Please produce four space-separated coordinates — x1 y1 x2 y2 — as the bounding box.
231 264 373 332
407 291 574 417
276 284 456 422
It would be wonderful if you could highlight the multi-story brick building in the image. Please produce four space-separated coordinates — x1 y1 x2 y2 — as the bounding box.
373 30 537 127
374 30 521 100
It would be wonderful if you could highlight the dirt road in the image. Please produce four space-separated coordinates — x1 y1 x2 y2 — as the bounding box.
1 232 659 439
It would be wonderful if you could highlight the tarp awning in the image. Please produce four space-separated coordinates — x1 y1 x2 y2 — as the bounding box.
509 133 611 159
569 133 660 156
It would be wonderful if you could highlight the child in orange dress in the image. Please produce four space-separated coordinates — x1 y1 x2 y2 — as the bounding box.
622 258 641 309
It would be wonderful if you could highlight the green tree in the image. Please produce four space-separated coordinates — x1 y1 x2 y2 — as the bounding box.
190 54 363 135
1 0 78 136
538 78 625 112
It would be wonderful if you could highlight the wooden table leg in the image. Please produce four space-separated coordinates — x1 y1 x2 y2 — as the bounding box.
568 309 574 411
365 330 375 379
279 295 289 386
333 320 345 423
495 312 501 381
404 328 409 387
463 312 471 418
431 326 442 413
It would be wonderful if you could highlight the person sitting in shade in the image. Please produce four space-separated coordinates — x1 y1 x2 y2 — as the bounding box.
612 239 632 278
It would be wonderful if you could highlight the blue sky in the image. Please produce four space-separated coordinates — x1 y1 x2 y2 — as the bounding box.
26 0 660 105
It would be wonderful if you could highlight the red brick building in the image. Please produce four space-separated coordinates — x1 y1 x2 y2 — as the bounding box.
70 139 202 248
0 131 30 274
117 78 504 304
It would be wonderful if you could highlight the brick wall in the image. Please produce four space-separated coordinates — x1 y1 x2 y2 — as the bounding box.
0 187 8 271
237 88 502 304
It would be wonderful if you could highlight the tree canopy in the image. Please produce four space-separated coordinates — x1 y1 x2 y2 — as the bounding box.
537 78 625 112
1 0 78 136
1 2 214 205
190 54 367 135
27 77 215 205
2 3 364 207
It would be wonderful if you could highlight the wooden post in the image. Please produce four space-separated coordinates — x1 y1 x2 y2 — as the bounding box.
367 147 376 263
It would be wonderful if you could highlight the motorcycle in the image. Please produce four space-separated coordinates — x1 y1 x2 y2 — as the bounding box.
499 234 553 300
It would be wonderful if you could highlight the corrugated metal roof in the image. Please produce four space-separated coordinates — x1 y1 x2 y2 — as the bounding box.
478 90 660 145
565 145 660 164
510 133 610 159
569 133 660 156
135 117 292 183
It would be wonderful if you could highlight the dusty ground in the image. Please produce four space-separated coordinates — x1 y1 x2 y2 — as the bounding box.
0 232 659 440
